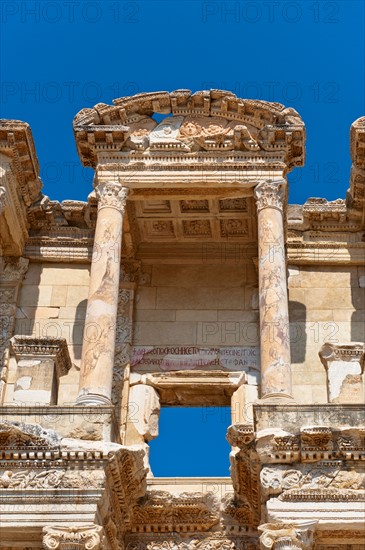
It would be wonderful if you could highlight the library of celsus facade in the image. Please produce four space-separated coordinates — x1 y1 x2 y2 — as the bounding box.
0 90 364 549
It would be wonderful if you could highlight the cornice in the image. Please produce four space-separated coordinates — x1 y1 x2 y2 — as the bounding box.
0 120 42 206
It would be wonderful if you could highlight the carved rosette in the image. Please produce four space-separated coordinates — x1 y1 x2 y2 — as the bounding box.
254 180 286 212
42 525 104 550
95 182 129 212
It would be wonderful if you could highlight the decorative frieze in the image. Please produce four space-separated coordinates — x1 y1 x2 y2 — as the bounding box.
255 425 365 464
261 462 365 502
125 534 257 550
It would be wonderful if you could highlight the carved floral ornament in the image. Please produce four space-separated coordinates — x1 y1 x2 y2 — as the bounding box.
126 536 257 550
95 183 129 212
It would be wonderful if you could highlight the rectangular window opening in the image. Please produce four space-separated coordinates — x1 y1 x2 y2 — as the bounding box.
149 406 231 477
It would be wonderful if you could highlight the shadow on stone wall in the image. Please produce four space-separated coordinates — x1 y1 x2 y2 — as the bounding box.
73 298 87 361
289 300 307 364
351 268 365 343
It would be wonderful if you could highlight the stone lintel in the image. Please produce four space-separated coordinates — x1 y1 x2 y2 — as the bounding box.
143 371 245 407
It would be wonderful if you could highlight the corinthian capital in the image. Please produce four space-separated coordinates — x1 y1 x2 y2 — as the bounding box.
254 179 286 212
42 524 104 550
95 182 129 212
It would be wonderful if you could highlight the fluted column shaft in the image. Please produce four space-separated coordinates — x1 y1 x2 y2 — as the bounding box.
77 183 129 406
254 179 292 400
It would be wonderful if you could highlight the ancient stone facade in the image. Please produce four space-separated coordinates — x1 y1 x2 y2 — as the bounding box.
0 91 364 548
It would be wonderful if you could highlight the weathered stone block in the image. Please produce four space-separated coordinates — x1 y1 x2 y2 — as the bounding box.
10 336 72 405
319 342 365 403
126 384 160 444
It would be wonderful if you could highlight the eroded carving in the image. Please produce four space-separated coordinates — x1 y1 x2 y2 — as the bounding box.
132 490 219 532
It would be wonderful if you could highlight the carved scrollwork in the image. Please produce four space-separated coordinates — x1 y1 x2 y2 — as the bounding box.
0 468 64 489
125 534 253 550
258 522 316 550
42 524 104 550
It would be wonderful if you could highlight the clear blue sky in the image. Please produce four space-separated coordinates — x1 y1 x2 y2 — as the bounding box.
1 1 364 475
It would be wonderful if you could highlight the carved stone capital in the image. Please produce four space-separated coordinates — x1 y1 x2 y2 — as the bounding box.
95 182 129 212
254 179 286 212
42 524 104 550
319 342 365 370
259 522 317 550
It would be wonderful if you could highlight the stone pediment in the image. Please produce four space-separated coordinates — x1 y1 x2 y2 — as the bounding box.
73 90 305 170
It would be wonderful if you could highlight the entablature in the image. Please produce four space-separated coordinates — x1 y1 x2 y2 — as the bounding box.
74 90 305 172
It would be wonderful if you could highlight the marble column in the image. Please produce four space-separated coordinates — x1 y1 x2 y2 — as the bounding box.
77 183 129 406
254 179 292 400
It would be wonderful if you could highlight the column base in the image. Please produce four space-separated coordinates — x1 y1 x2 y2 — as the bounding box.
257 392 297 404
76 392 112 406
